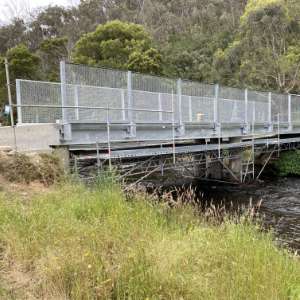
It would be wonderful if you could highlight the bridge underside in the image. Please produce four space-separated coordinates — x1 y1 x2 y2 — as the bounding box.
66 125 300 185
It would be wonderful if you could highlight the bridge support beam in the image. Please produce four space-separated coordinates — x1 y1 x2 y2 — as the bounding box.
204 154 223 180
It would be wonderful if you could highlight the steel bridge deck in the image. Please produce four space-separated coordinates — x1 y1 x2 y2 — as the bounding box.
75 136 300 161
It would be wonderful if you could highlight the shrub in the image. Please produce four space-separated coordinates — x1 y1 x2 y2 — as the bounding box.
0 152 64 185
275 150 300 176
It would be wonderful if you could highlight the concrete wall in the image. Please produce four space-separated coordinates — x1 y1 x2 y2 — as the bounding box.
0 124 61 152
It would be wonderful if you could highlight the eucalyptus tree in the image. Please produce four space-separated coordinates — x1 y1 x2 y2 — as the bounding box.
214 0 300 92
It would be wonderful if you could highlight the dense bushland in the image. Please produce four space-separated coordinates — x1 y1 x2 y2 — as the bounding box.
0 181 299 299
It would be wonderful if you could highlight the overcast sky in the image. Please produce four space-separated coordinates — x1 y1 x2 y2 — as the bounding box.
0 0 80 24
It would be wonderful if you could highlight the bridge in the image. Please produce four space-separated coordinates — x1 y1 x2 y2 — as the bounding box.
9 62 300 183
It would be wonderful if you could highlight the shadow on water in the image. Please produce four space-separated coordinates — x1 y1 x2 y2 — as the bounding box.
193 177 300 251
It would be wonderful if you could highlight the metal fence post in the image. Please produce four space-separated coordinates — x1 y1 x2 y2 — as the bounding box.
244 88 248 134
214 84 219 132
158 93 162 122
127 71 135 137
121 89 126 121
127 71 132 121
107 105 112 171
5 58 17 151
16 79 22 124
177 79 182 124
177 78 184 135
4 58 14 126
60 61 67 123
268 92 273 132
171 90 176 164
74 85 79 121
288 94 292 131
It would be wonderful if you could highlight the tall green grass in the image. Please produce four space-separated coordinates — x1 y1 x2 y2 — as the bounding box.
0 182 299 299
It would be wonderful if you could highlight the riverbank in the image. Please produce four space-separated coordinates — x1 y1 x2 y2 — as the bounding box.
0 180 299 299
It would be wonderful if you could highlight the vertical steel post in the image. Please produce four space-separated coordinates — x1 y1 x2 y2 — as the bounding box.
121 89 126 121
277 113 280 158
214 84 219 130
127 71 133 123
107 105 112 171
268 92 272 132
252 127 255 179
288 94 292 130
218 122 221 159
4 58 14 126
16 79 22 124
171 90 176 165
158 93 163 122
60 61 67 123
252 117 255 180
127 71 135 137
4 58 17 151
177 79 183 125
74 85 79 121
244 88 248 133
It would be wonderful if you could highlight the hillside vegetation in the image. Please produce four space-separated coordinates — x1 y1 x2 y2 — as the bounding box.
0 181 299 299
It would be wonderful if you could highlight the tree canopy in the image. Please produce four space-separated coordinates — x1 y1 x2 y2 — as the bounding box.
0 44 40 121
72 21 162 74
215 0 300 92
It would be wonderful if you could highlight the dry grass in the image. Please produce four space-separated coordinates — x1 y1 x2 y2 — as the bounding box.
0 152 64 186
0 181 299 299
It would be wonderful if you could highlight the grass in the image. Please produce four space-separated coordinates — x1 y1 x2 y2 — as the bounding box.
0 152 64 185
0 180 299 299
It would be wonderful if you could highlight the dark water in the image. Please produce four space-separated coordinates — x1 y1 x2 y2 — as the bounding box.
196 178 300 251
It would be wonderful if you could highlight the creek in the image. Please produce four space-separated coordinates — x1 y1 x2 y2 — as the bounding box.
196 178 300 251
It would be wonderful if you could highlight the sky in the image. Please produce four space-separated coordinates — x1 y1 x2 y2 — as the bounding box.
0 0 80 24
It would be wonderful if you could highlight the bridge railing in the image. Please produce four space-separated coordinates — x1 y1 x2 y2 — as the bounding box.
15 62 300 133
15 79 177 124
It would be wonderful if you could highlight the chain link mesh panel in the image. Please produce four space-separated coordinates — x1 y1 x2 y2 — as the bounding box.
17 63 296 127
131 72 176 93
65 85 126 123
19 80 62 123
219 86 245 123
65 63 128 89
181 80 214 122
18 80 126 123
271 93 288 122
247 90 269 123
